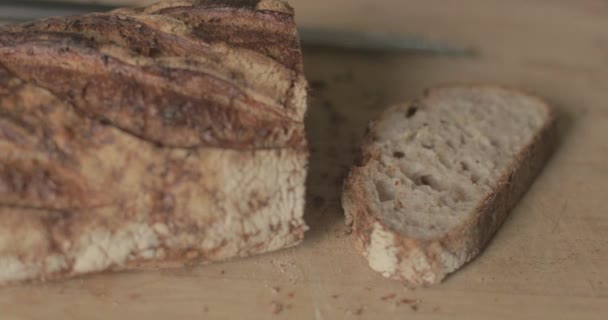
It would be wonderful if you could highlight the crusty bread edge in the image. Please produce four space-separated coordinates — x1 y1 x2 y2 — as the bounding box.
0 213 307 287
342 85 559 286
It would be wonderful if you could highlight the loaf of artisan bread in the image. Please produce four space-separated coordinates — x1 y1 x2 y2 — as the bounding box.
0 0 308 284
342 85 557 286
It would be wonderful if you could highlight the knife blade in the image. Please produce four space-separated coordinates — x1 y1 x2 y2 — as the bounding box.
0 0 475 56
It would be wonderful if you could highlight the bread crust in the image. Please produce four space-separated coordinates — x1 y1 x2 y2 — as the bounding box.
342 85 557 286
0 0 308 285
0 0 306 149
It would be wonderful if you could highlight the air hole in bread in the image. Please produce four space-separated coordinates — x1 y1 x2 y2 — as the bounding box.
446 140 456 150
415 175 443 192
460 161 469 172
375 180 395 202
438 153 451 168
406 106 418 118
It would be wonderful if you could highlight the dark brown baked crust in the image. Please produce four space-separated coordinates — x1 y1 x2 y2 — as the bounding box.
343 85 558 286
0 0 306 149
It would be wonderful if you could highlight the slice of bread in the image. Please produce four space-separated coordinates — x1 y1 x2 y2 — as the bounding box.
342 85 557 286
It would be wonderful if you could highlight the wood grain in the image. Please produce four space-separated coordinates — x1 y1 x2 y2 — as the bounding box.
1 0 607 319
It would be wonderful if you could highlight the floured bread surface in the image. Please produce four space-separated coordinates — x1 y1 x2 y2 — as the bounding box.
0 0 308 285
343 85 557 286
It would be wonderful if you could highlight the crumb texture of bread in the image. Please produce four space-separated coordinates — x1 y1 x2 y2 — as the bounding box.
0 0 308 285
343 85 557 286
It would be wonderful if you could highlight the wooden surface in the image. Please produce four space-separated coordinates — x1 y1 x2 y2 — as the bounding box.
1 0 608 319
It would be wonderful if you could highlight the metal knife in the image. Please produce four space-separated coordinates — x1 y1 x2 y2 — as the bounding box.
0 0 474 56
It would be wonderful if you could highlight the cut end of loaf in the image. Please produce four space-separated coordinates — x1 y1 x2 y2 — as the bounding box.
343 85 557 286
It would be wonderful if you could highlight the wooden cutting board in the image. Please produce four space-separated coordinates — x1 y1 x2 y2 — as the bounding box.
1 0 607 319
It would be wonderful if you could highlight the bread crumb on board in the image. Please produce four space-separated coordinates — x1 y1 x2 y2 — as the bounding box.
345 307 365 317
399 298 417 305
380 293 396 301
269 259 300 284
270 301 283 314
355 307 364 315
394 298 420 311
